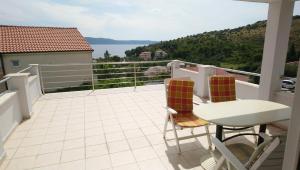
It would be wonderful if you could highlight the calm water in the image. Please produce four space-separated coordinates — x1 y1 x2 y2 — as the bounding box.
91 44 146 58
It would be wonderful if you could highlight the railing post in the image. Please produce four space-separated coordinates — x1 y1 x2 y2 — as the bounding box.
91 64 95 91
29 64 43 96
38 65 45 94
134 63 137 89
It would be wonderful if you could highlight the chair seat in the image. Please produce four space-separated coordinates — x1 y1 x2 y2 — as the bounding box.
172 113 208 127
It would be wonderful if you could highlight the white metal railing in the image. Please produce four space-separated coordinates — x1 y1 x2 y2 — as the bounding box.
177 60 261 84
0 77 10 93
18 66 33 74
39 60 172 93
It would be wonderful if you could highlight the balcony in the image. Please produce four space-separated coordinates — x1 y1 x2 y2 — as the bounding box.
0 61 291 170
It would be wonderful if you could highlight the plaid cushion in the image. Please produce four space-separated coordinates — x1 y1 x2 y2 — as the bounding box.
209 75 236 102
172 113 208 127
167 80 194 114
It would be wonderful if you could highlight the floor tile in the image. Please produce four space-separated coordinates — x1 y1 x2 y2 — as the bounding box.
113 163 139 170
39 142 63 154
128 137 150 149
108 140 130 153
85 135 106 146
123 129 144 139
132 147 158 162
105 132 125 142
34 152 61 167
86 144 108 158
61 148 85 163
86 155 111 170
110 151 136 167
14 145 40 158
63 138 84 150
59 160 85 170
5 156 36 170
138 159 166 170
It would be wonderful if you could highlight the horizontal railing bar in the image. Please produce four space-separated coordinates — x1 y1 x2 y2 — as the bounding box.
42 74 92 79
43 84 92 90
215 66 261 77
18 66 32 73
92 66 153 71
92 60 172 65
40 60 172 67
41 69 91 73
44 80 92 84
94 72 143 76
136 80 164 83
94 82 133 86
177 60 260 77
94 77 135 81
0 77 10 84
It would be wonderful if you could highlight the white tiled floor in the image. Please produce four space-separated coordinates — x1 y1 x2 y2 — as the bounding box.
0 85 285 170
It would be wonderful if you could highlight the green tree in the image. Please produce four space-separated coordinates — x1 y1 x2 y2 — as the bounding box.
104 50 111 61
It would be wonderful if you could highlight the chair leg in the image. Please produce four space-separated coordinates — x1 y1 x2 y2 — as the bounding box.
252 127 257 144
170 117 181 153
205 125 212 150
163 114 169 139
191 128 194 134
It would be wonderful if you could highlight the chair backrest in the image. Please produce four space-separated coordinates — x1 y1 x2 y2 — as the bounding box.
164 77 191 103
167 79 194 114
209 75 236 102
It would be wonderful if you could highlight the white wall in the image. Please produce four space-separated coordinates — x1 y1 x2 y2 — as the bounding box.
272 91 294 129
0 91 22 142
173 68 202 96
3 51 92 73
236 80 259 99
172 64 260 99
28 75 42 105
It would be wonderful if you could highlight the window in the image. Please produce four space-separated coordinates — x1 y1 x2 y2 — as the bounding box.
11 60 20 67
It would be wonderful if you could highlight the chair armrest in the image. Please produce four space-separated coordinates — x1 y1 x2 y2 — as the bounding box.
164 106 177 114
212 137 247 170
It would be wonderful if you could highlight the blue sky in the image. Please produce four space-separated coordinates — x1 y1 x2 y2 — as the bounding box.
0 0 299 40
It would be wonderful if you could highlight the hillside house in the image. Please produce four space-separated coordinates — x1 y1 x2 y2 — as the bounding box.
0 25 94 92
139 51 152 60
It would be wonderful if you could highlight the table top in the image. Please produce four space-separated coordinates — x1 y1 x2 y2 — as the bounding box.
194 99 291 127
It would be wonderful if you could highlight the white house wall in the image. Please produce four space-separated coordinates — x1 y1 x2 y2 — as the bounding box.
3 51 93 92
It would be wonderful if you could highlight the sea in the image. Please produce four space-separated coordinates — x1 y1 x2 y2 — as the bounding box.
91 44 147 58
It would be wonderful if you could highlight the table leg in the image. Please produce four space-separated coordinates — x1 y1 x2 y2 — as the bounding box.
216 125 223 141
258 124 267 145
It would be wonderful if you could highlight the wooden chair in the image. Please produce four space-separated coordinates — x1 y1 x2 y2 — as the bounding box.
208 75 256 141
163 78 212 153
212 133 280 170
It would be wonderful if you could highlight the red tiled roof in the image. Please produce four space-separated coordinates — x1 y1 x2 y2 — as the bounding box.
0 25 93 53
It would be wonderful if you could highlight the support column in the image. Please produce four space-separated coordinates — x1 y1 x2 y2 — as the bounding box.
258 0 294 100
283 60 300 170
170 60 181 78
197 65 215 98
0 133 5 165
6 73 32 119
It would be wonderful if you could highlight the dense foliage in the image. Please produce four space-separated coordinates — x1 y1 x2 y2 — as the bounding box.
125 16 300 74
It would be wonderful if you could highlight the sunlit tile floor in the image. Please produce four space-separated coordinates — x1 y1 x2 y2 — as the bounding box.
0 85 285 170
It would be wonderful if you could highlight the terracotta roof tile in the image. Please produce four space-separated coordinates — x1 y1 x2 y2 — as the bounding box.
0 25 93 53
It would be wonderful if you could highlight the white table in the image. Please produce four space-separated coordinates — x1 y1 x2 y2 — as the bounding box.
194 99 291 144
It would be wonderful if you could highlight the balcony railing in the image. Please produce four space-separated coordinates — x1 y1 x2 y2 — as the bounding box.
39 60 172 93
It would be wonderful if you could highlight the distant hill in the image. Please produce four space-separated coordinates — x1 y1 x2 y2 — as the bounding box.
125 16 300 74
85 37 157 45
